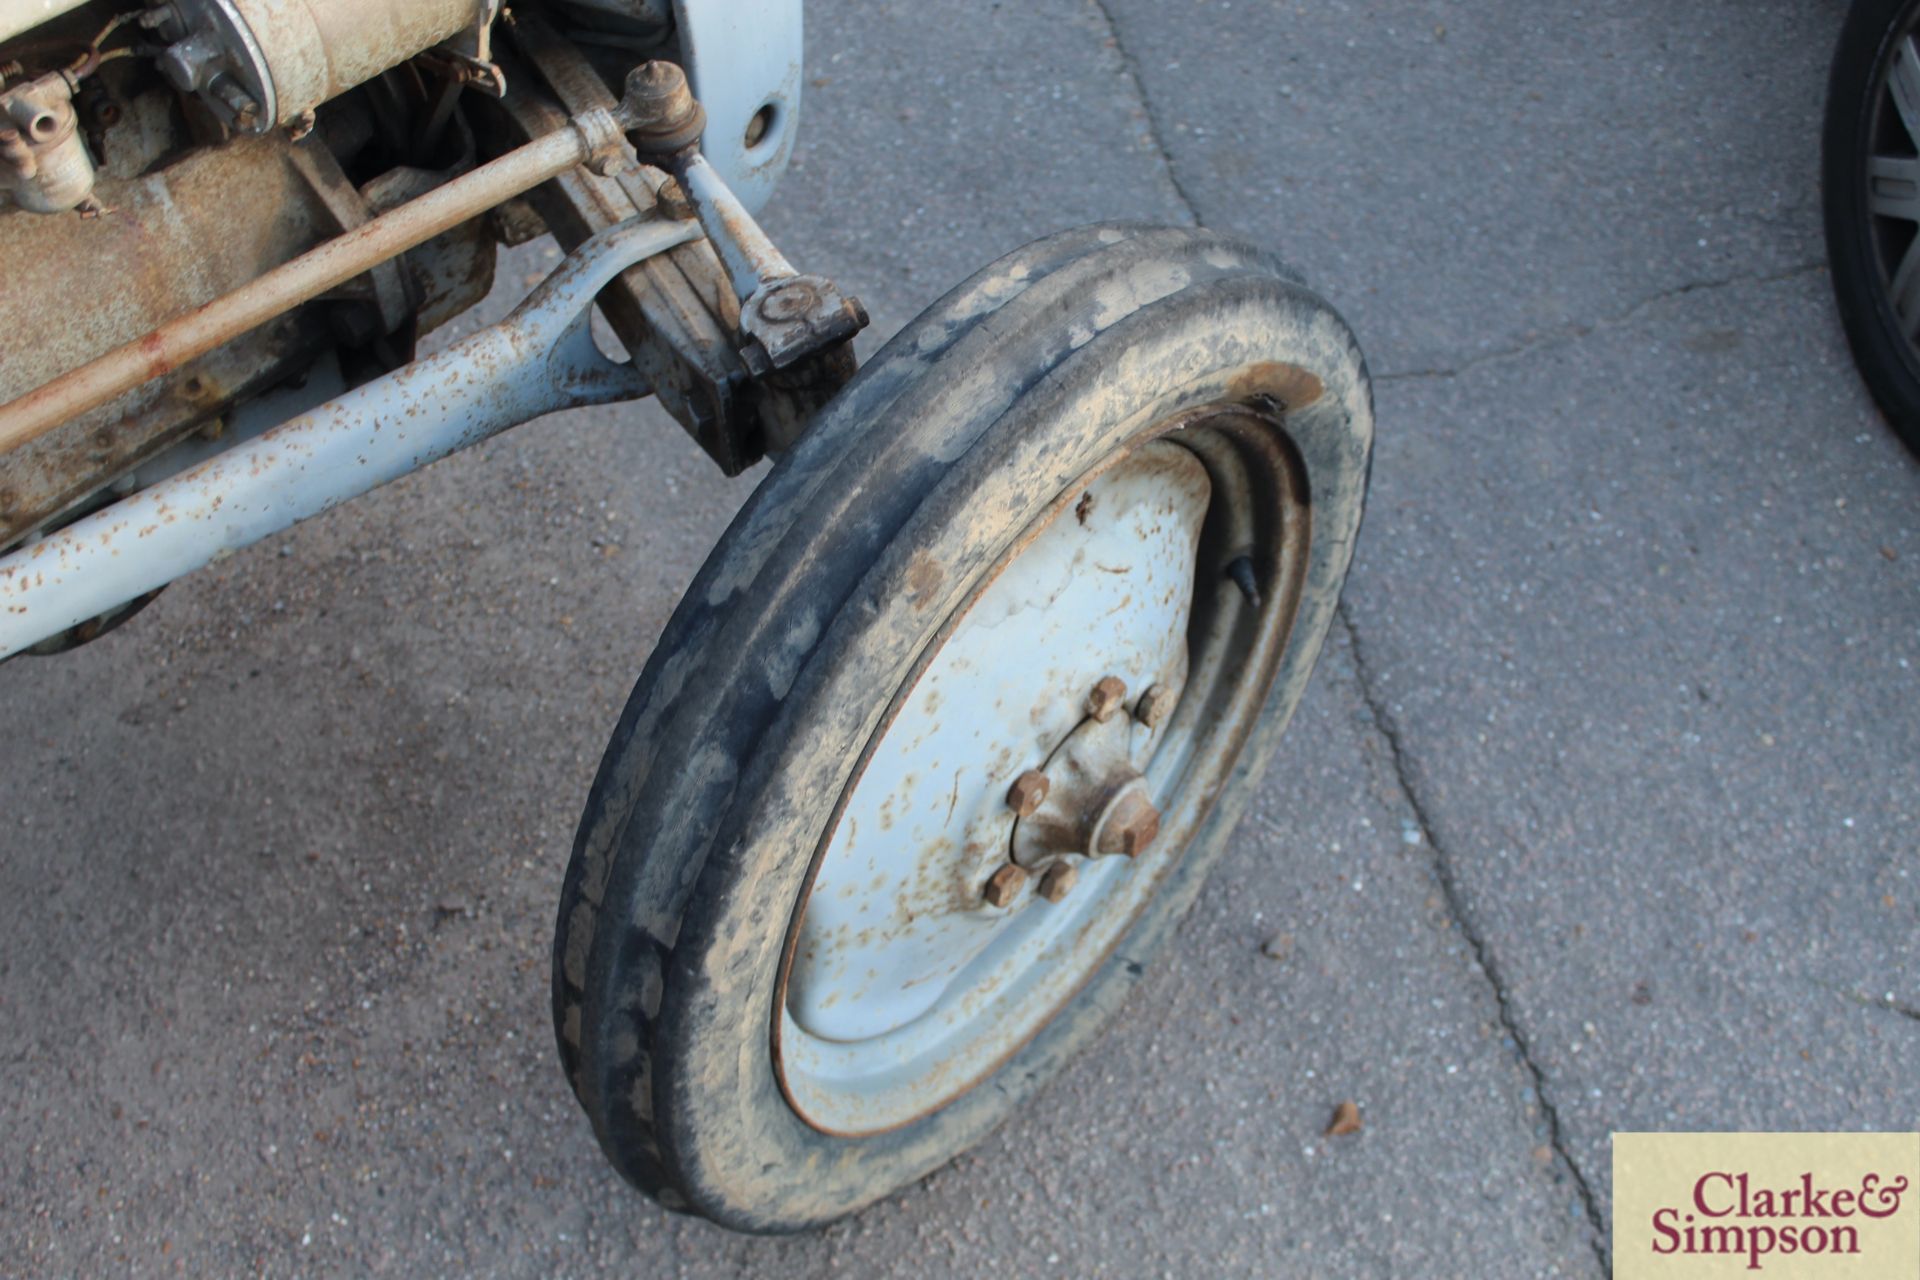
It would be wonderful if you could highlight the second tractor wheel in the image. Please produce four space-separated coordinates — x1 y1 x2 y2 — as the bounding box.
552 222 1373 1231
1825 0 1920 447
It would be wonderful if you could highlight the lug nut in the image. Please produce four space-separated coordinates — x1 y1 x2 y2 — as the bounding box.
1007 769 1050 817
983 863 1028 908
1097 790 1161 857
1087 675 1128 722
1036 861 1078 903
1134 683 1175 728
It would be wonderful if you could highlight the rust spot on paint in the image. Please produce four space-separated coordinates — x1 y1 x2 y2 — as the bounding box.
905 550 943 609
138 331 177 379
1230 360 1324 412
1074 491 1094 525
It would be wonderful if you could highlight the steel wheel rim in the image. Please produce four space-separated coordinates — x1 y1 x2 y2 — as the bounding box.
1866 13 1920 353
771 404 1311 1136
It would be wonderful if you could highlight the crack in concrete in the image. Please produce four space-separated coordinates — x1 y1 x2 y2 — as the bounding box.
1089 0 1202 226
1092 0 1614 1265
1338 604 1612 1274
1830 985 1920 1023
1378 261 1828 384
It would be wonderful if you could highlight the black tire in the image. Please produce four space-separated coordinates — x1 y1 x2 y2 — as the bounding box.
552 223 1373 1231
1825 0 1920 449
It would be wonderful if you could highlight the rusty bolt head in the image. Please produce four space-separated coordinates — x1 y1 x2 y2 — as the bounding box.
212 79 259 129
758 279 821 322
1097 790 1162 857
1006 769 1050 818
1133 683 1175 729
983 863 1029 908
1036 861 1078 903
1087 675 1128 722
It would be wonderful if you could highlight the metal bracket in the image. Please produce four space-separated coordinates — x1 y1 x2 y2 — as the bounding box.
285 140 418 339
620 60 867 377
494 29 863 468
675 151 866 375
493 22 751 470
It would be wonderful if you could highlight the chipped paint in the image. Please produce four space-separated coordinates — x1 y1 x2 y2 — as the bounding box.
777 441 1225 1132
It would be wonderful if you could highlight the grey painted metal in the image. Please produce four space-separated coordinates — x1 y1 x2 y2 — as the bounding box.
677 149 796 301
676 149 864 373
230 0 481 126
156 0 481 131
776 429 1303 1136
0 215 698 659
0 0 87 46
673 0 802 215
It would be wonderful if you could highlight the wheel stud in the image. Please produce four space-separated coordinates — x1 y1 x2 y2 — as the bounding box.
1006 769 1050 817
1036 861 1078 902
983 863 1029 908
1133 683 1175 728
1087 675 1128 722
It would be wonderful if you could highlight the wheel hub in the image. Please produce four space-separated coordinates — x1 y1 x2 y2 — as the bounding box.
1005 676 1174 878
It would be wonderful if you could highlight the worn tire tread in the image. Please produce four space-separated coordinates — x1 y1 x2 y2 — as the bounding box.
552 222 1369 1228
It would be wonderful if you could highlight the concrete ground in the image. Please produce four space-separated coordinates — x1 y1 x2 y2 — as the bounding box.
4 0 1916 1275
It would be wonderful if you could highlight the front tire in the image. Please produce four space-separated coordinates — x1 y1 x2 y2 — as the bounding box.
552 223 1373 1231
